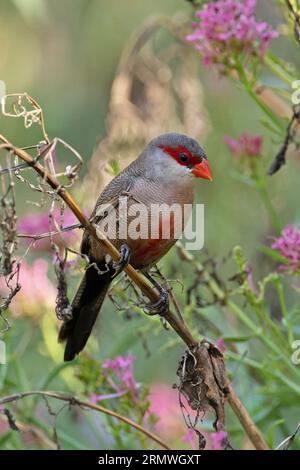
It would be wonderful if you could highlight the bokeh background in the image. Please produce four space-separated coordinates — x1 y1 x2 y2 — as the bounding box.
1 0 300 450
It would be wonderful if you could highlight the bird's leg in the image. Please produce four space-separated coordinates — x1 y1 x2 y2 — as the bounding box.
143 272 169 316
112 244 131 277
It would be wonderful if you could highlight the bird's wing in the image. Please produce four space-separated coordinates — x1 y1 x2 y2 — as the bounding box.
81 163 143 256
91 156 144 215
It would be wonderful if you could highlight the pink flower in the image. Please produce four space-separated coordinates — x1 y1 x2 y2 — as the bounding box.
209 430 228 450
147 384 186 442
147 384 208 448
272 225 300 272
216 338 226 353
186 0 278 68
245 264 258 294
18 208 78 252
147 384 197 442
0 406 9 434
182 428 198 450
0 259 56 319
101 355 139 400
224 133 263 157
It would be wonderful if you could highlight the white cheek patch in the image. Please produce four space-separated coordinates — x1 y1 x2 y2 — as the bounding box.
151 148 191 183
163 157 190 181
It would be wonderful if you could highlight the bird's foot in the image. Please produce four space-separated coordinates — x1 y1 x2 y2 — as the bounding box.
143 272 169 316
112 244 131 277
144 286 169 316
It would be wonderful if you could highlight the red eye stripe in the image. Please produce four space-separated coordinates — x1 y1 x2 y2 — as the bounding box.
159 145 201 167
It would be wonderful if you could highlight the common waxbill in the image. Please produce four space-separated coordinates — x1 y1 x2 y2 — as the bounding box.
59 133 212 361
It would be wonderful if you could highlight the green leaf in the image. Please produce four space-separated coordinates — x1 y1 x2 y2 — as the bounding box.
259 246 289 265
108 160 121 176
223 335 256 343
266 419 285 449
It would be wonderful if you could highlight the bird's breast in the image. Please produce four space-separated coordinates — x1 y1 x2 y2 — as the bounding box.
90 179 195 269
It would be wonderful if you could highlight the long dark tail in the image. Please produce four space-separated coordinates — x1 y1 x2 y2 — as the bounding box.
58 265 112 361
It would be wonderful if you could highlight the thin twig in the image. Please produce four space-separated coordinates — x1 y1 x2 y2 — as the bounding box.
0 138 269 450
154 265 186 325
276 421 300 450
268 106 300 175
285 0 300 44
226 383 268 451
0 390 170 450
17 223 82 241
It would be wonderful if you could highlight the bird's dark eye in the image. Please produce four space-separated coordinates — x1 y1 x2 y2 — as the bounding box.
179 153 189 163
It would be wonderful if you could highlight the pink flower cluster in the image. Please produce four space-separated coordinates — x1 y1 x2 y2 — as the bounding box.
224 133 263 158
91 355 139 404
272 225 300 272
186 0 278 67
148 384 189 441
183 428 227 450
18 208 78 252
103 355 137 392
0 259 56 319
148 384 226 449
216 338 226 353
0 406 9 435
182 428 198 450
210 430 228 450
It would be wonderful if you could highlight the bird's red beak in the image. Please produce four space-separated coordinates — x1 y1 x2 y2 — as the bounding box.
192 159 213 181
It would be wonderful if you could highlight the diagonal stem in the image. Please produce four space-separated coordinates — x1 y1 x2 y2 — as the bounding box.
0 138 269 450
0 390 170 450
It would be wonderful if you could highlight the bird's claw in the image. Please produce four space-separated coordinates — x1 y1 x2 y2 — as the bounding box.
112 244 131 277
144 286 169 316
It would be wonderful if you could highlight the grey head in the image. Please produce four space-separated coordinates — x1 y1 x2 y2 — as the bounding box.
147 132 207 160
136 132 208 183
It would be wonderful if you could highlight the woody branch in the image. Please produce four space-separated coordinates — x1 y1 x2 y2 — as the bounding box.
0 136 268 450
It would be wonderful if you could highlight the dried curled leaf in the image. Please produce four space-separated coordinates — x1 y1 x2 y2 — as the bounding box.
176 340 229 449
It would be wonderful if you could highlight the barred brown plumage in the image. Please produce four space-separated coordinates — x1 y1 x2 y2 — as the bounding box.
59 132 211 361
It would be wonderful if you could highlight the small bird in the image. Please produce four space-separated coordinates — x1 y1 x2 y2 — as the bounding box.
59 133 212 361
